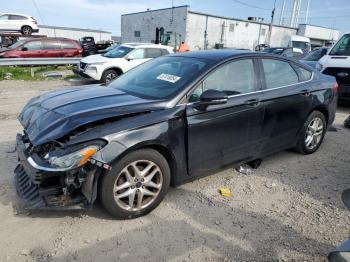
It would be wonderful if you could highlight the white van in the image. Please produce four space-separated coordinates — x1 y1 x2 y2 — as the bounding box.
319 32 350 102
288 35 311 52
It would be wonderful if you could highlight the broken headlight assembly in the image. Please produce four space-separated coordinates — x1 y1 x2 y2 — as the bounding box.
44 145 99 170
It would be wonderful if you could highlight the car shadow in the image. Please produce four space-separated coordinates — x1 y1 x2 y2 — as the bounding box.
44 188 333 262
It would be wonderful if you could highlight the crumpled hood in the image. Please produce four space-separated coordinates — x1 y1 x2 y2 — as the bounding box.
19 84 163 146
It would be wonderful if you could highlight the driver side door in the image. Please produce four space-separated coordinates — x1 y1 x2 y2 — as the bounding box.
124 48 149 72
186 58 265 176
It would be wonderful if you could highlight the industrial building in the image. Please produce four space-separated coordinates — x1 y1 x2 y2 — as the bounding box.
35 25 112 41
121 5 339 50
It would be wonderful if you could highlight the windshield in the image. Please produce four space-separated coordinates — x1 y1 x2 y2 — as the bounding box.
109 56 210 99
303 49 326 61
329 34 350 56
8 40 26 49
103 45 133 58
262 48 284 55
292 41 310 50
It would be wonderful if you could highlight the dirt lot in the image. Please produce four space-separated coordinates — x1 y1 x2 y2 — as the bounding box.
0 80 349 262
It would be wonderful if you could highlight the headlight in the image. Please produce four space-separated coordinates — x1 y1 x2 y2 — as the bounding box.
45 145 98 169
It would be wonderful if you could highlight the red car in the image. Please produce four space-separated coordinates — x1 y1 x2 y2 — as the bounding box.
0 38 83 58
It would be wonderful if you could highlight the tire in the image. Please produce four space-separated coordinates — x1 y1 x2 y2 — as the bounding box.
295 111 327 154
21 26 33 35
101 69 119 84
100 148 171 219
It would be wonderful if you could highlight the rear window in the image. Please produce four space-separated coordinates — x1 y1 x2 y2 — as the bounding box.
61 41 77 49
262 59 299 89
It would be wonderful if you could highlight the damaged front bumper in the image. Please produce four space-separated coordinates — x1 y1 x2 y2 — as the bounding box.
14 133 103 210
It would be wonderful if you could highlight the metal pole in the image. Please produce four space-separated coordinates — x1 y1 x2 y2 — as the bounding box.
305 0 310 24
267 0 276 45
290 0 297 27
204 15 208 50
279 0 285 25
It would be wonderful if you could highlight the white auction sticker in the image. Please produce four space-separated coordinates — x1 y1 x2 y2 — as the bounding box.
157 73 181 83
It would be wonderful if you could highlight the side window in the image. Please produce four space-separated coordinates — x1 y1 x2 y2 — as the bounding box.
146 48 162 58
61 41 76 49
0 15 9 20
293 64 312 82
262 59 299 89
189 59 256 102
23 41 42 50
9 15 26 20
129 48 145 59
43 41 61 50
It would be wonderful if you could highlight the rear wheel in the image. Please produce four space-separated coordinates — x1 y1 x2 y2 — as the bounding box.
101 69 119 84
21 26 32 35
100 149 171 219
295 111 326 154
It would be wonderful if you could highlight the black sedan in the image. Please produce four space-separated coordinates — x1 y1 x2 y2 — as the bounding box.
15 50 338 219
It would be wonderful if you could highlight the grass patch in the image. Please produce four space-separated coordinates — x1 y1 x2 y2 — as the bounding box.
0 66 76 81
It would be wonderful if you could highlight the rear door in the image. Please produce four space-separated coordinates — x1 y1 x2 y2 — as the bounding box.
259 58 313 155
9 15 27 31
186 58 264 176
61 40 78 57
42 40 62 57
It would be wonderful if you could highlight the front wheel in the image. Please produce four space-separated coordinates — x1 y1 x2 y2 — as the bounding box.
295 111 327 154
101 69 118 84
100 149 171 219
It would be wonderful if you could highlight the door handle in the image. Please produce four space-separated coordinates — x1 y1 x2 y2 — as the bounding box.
245 99 260 106
300 89 311 96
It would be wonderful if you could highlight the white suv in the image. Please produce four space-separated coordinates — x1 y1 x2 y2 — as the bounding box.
0 13 39 35
77 43 174 83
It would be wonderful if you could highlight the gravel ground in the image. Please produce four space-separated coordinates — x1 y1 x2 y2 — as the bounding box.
0 80 349 262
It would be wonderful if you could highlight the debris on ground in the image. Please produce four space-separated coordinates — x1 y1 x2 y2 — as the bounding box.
4 73 13 80
219 187 233 197
235 164 253 175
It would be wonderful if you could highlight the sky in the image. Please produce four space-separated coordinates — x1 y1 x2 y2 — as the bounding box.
2 0 350 35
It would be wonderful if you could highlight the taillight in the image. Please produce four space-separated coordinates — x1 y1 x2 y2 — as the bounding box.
332 82 339 93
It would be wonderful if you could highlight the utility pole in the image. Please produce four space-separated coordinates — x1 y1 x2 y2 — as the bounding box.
267 0 276 46
279 0 286 25
305 0 310 24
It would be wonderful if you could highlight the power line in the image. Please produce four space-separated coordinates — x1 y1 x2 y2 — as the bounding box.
31 0 46 25
230 0 270 11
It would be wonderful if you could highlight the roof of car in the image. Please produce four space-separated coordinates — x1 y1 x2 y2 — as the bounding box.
1 13 31 17
122 43 172 49
169 49 253 61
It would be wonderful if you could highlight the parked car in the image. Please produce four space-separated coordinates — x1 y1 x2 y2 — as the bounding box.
0 13 39 35
300 47 329 70
79 36 97 57
0 37 82 58
319 32 350 103
262 47 308 59
75 43 174 83
15 50 337 219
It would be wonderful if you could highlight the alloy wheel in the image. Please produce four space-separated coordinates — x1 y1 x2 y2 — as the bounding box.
105 72 116 83
113 160 163 211
22 26 32 35
305 117 324 150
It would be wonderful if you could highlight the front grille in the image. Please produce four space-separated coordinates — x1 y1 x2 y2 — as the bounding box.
80 62 87 70
14 164 44 209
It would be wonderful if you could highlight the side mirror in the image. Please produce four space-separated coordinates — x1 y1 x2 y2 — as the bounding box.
195 89 228 109
126 55 134 61
21 47 28 51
